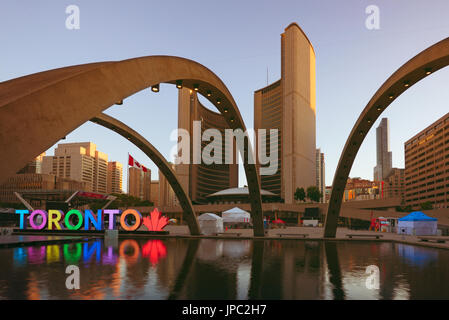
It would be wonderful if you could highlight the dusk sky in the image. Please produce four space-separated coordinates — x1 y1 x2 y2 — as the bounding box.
1 0 449 190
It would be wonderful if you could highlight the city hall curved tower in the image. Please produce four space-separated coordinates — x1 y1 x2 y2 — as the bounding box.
177 88 238 204
254 23 316 204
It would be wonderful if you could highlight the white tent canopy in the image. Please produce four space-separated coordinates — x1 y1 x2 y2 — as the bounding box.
222 207 251 223
198 213 223 235
198 213 222 221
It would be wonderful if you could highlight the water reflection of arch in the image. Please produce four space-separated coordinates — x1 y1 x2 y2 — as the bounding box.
167 239 253 299
0 56 265 236
167 239 200 300
324 242 345 300
324 37 449 237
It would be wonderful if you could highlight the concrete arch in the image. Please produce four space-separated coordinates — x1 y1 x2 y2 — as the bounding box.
324 37 449 238
0 56 265 236
90 112 200 236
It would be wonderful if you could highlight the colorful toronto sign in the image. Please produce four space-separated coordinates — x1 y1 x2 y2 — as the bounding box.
15 208 169 232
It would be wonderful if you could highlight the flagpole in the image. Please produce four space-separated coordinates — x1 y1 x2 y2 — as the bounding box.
127 152 130 195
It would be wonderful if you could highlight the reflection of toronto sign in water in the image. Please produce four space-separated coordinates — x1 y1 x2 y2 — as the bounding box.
64 239 168 290
15 239 167 266
15 208 169 232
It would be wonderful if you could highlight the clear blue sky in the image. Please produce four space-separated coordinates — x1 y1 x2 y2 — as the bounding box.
1 0 449 190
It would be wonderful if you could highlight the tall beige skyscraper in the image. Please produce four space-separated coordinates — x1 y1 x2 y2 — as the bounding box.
149 164 178 207
374 118 393 182
177 88 238 204
159 167 178 207
150 180 160 206
254 23 316 203
107 161 123 194
42 142 108 193
128 167 151 201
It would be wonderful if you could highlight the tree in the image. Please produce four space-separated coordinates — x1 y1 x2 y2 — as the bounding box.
88 193 154 211
306 186 322 203
420 201 433 211
396 205 413 212
0 202 26 209
294 187 306 202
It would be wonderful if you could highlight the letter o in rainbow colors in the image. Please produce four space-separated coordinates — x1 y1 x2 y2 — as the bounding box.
29 210 48 230
120 209 142 231
64 210 83 230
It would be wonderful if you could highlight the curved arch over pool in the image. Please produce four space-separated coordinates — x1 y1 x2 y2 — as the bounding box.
90 112 201 235
0 56 265 236
324 37 449 238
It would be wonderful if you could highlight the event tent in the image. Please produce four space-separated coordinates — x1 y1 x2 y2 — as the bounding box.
222 207 251 223
198 213 223 235
397 211 437 236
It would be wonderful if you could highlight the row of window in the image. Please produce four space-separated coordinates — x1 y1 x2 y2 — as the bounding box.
405 120 449 150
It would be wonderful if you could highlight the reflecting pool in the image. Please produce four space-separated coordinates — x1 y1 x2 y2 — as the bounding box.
1 239 448 299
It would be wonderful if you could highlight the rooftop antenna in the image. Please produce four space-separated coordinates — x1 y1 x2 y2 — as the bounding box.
266 67 269 85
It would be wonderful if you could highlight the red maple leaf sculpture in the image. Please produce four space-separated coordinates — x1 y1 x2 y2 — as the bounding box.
143 208 169 231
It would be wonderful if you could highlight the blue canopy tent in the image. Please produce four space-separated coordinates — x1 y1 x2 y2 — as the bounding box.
397 211 438 236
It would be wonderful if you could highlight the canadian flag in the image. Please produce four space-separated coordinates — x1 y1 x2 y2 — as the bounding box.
128 154 149 173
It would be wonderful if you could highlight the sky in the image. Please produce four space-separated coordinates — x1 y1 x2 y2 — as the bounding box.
1 0 449 191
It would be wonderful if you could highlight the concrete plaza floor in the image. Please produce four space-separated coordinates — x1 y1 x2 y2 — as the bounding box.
163 225 449 250
3 225 449 251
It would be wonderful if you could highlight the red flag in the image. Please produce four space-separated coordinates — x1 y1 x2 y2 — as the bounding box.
129 154 148 173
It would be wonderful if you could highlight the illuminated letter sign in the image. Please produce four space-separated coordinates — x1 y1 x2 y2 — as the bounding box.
120 209 142 231
64 210 83 230
48 210 64 230
15 208 168 233
30 210 48 230
84 210 103 230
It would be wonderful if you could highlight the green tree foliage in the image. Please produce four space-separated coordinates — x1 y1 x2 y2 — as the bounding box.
88 193 154 211
306 186 322 203
0 202 26 209
396 205 413 212
294 187 306 202
419 201 433 211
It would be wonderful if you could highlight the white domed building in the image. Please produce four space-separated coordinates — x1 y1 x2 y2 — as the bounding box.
205 187 282 205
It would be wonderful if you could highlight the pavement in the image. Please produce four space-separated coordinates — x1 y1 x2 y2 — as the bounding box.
163 225 449 250
2 225 449 251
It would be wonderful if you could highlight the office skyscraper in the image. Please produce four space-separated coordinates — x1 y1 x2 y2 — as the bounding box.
404 112 449 208
128 167 151 201
159 166 178 207
107 161 123 194
17 152 45 174
374 118 393 181
42 142 108 193
254 23 316 204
